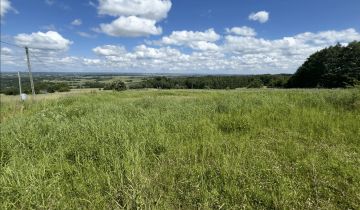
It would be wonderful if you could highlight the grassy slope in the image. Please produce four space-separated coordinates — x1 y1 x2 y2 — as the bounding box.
1 89 359 209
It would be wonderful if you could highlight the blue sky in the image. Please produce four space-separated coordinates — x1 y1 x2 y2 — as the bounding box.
1 0 360 74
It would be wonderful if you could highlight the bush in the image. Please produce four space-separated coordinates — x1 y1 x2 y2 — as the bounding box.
58 86 70 92
247 79 264 88
104 80 127 91
2 88 18 95
35 82 71 94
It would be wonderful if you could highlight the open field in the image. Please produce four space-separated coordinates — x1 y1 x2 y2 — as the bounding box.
0 72 148 92
1 89 359 209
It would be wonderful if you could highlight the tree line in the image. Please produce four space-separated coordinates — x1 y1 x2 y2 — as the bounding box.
129 74 291 90
0 77 70 95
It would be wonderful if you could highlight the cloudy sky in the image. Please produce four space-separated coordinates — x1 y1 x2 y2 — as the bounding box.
1 0 360 74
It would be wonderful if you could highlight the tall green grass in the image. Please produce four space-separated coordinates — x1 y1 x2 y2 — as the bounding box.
1 89 359 209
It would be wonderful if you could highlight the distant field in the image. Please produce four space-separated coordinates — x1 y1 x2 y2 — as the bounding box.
0 72 149 91
1 89 359 209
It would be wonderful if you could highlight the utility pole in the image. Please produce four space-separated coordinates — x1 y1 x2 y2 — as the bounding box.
25 46 36 96
18 71 22 100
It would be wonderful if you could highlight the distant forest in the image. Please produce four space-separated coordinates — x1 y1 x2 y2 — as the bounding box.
132 74 290 89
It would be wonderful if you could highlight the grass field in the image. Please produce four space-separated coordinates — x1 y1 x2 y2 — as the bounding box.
1 89 359 209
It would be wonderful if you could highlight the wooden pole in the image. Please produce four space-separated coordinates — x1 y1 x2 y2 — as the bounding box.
18 71 22 100
25 46 36 96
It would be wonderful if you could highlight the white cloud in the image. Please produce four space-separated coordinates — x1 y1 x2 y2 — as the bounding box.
222 28 360 72
161 29 220 45
133 44 181 59
226 26 257 37
83 58 102 65
77 32 97 38
71 19 82 26
1 47 12 55
99 16 162 37
1 0 14 17
293 28 360 46
14 31 73 50
249 11 269 23
93 45 127 56
158 28 220 51
57 56 80 64
96 0 171 37
87 28 360 73
98 0 172 21
3 28 359 74
188 41 220 51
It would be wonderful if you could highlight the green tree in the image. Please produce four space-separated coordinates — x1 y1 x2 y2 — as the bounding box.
247 78 264 88
287 41 360 88
104 80 127 91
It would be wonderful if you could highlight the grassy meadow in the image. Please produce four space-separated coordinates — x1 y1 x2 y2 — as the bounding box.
1 89 359 209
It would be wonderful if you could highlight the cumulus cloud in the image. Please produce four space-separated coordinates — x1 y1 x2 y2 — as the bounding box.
93 45 127 56
1 0 14 17
93 44 181 60
224 28 360 54
71 19 82 26
14 31 73 50
97 0 171 37
161 29 220 44
83 58 102 65
158 28 220 51
1 47 12 55
249 11 269 23
3 28 359 74
188 41 220 51
133 44 181 59
86 28 360 74
99 16 162 37
226 26 257 37
98 0 171 21
222 28 360 72
292 28 360 46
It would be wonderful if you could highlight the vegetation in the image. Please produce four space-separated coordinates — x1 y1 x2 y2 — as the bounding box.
287 41 360 88
0 72 145 94
135 74 290 89
1 82 71 95
104 80 127 91
1 89 359 209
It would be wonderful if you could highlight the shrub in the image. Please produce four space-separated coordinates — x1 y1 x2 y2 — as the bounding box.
104 80 127 91
58 86 70 92
247 79 264 88
2 88 18 95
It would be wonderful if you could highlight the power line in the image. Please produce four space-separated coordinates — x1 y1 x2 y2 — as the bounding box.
1 40 55 69
30 53 55 69
0 40 60 51
0 40 23 49
1 40 37 97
